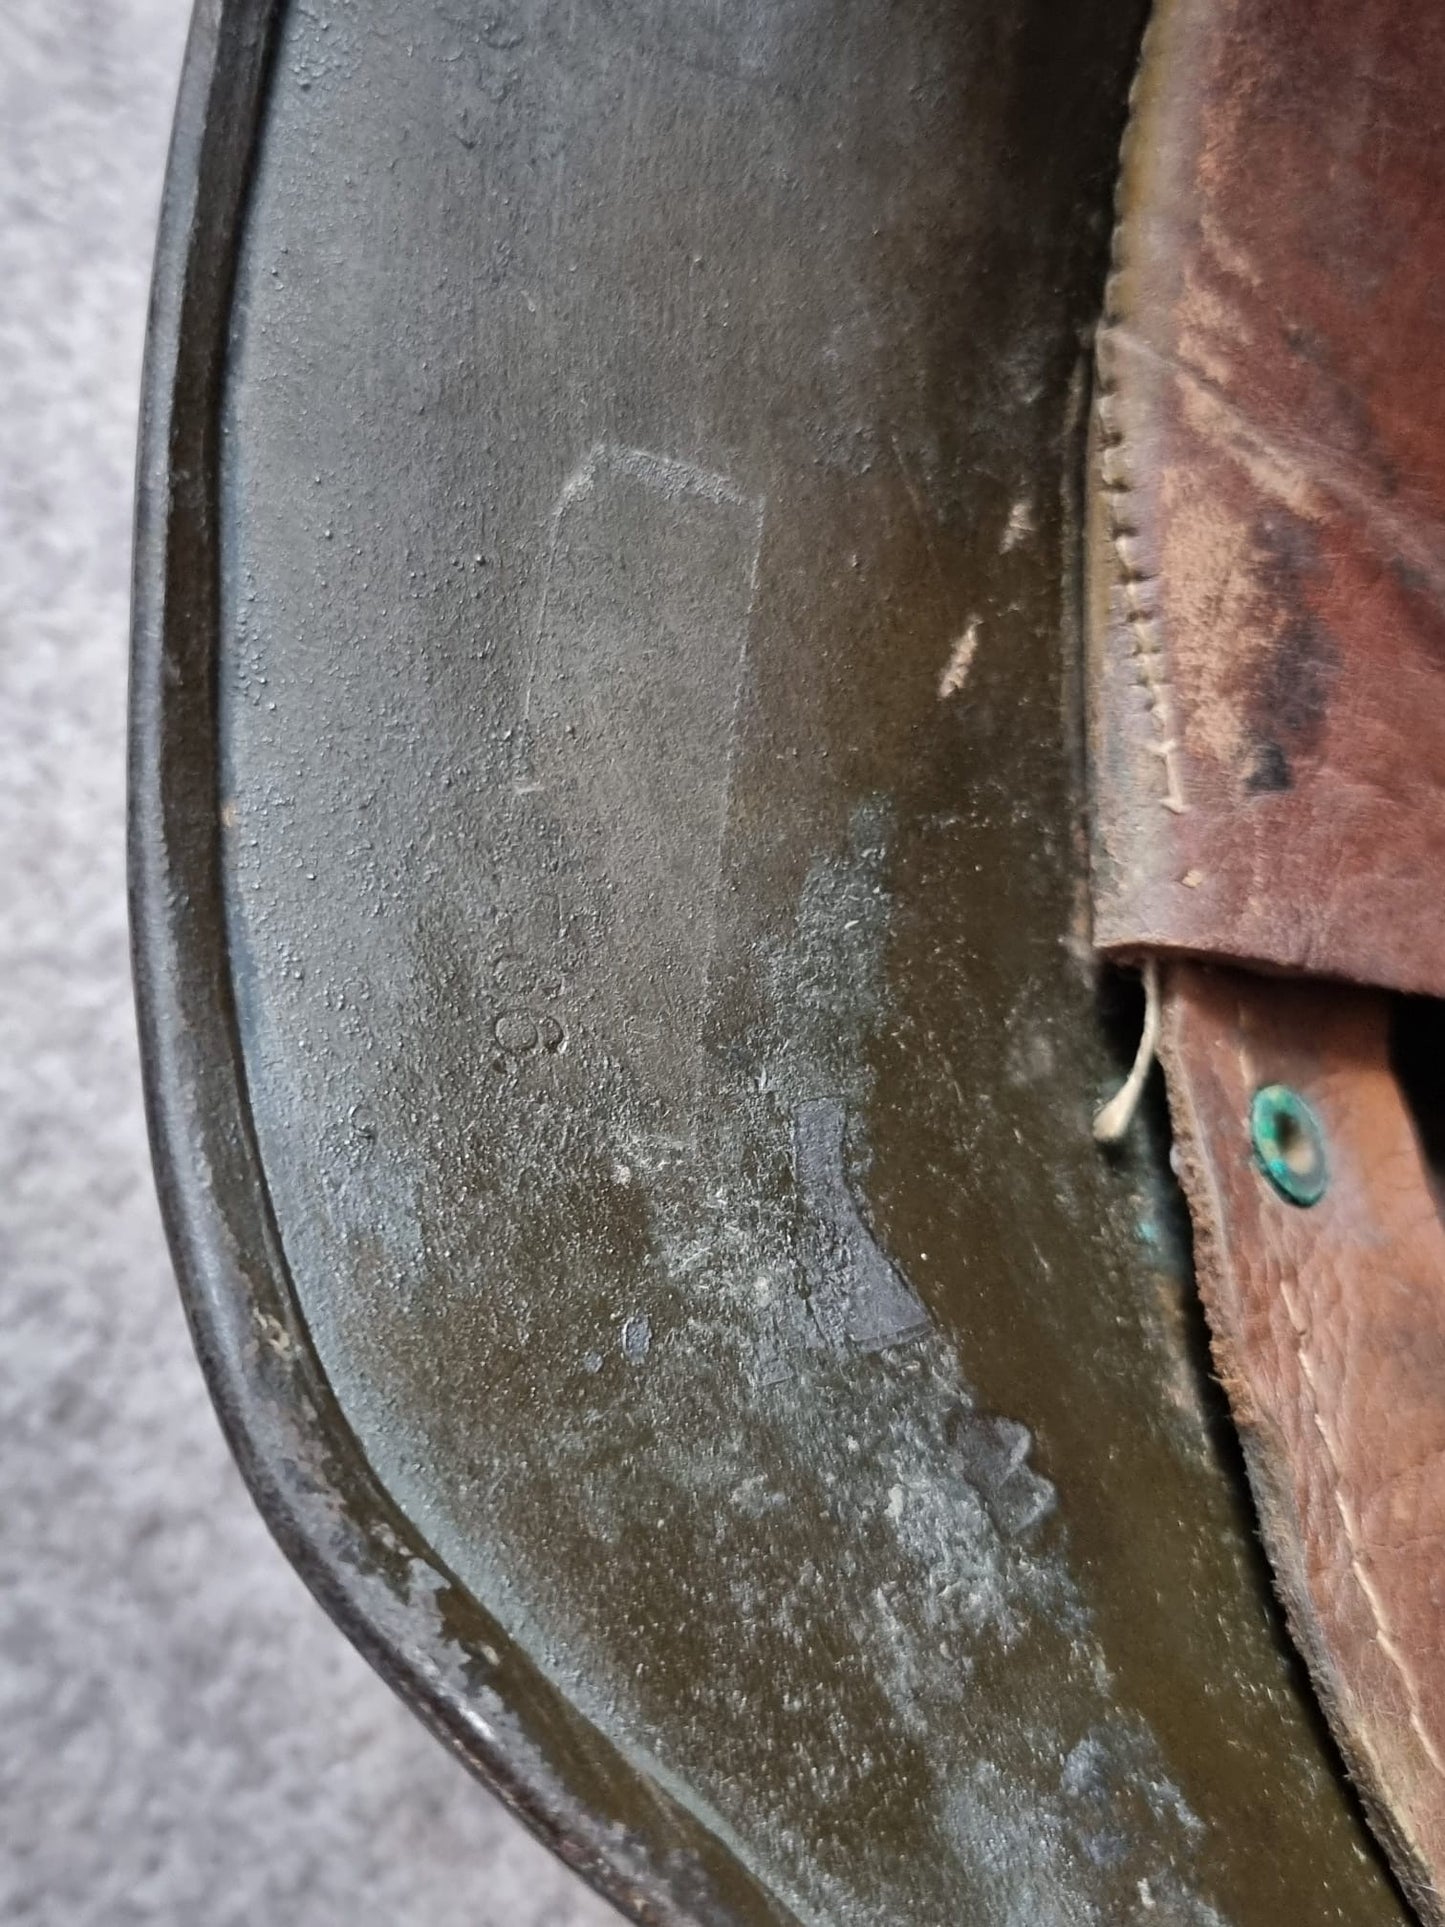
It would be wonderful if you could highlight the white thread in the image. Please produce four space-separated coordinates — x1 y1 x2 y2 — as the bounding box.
1093 958 1162 1144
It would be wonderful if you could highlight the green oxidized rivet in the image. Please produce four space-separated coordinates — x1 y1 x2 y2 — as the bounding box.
1250 1084 1328 1207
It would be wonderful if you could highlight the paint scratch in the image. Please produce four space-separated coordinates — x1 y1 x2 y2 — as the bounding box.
939 621 980 701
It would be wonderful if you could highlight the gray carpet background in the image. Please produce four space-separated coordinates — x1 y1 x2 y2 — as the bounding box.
0 6 615 1921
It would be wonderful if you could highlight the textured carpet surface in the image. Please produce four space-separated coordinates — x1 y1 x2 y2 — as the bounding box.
0 6 615 1921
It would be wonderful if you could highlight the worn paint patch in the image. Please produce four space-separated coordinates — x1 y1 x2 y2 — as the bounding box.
792 1096 930 1351
522 443 764 1136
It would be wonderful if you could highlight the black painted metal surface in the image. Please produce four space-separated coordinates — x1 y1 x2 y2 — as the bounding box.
133 2 1410 1921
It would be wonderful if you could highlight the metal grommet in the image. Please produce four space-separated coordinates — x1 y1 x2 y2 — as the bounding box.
1250 1084 1328 1207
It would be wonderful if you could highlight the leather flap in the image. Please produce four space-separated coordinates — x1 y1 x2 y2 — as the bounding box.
1089 0 1445 997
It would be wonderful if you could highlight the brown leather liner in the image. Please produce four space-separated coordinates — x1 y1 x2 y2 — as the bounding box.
1162 963 1445 1921
1089 0 1445 999
1089 1 1445 1901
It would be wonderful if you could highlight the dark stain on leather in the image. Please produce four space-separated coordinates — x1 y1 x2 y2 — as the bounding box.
1242 517 1338 795
1245 742 1292 794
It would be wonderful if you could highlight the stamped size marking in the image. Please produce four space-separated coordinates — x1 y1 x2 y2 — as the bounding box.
490 953 568 1059
493 1010 567 1055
